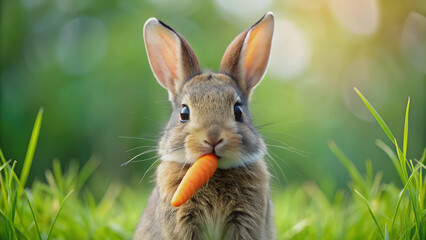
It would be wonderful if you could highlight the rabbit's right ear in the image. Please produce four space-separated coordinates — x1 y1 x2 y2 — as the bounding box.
143 18 201 102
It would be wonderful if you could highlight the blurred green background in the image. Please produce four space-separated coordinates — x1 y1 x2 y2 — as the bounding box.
1 0 425 192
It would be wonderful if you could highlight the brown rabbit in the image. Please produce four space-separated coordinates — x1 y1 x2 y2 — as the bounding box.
134 12 275 240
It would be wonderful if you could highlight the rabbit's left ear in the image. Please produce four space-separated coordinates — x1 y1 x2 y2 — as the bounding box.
220 12 274 99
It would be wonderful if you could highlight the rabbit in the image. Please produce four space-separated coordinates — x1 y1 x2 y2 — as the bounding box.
134 12 275 240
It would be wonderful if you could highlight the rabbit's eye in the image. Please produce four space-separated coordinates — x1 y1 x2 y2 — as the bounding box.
234 103 243 123
180 105 190 122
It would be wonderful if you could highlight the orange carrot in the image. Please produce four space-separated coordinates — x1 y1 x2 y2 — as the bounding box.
171 154 218 207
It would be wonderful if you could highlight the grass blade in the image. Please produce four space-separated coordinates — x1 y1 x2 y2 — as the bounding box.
52 159 64 193
7 164 42 240
403 97 410 160
353 88 395 144
0 149 6 165
395 140 421 239
354 189 392 221
413 159 426 170
75 157 101 194
391 166 419 228
46 190 73 240
329 141 367 195
384 224 389 240
375 140 404 182
20 108 43 194
0 160 12 173
8 161 17 221
22 187 42 240
354 189 385 239
0 210 15 240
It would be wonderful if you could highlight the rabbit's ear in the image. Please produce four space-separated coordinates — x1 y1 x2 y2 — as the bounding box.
220 12 274 99
144 18 201 101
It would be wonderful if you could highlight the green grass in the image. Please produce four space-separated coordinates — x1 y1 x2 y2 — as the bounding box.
1 89 425 239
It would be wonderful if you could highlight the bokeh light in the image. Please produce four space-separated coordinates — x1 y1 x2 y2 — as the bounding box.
148 0 201 15
214 0 273 22
329 0 379 35
55 0 93 13
401 12 426 74
56 17 108 75
341 56 389 121
269 18 311 80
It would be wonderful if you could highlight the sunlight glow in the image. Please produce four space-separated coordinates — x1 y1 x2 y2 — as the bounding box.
329 0 379 35
214 0 273 21
401 12 426 74
269 18 311 80
341 57 389 121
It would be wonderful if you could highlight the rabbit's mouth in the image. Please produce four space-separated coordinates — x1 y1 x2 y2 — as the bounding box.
210 149 221 159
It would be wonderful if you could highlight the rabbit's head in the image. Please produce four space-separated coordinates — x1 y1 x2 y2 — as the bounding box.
143 13 274 169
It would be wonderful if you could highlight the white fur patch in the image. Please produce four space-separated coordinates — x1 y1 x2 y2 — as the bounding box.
217 148 266 169
160 149 186 163
199 208 228 239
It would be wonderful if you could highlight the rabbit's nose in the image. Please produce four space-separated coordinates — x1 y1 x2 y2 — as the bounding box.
203 138 223 148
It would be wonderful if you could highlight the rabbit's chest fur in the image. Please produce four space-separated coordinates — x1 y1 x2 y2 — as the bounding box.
135 160 274 240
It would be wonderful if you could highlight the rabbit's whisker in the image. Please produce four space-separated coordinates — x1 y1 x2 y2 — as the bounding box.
264 151 285 183
266 144 306 157
119 136 159 142
261 130 302 140
264 136 310 155
125 145 158 153
122 149 158 166
133 155 160 163
253 122 276 129
268 150 299 178
140 158 161 183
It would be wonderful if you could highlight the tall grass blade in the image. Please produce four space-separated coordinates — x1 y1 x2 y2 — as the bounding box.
0 160 10 212
354 189 392 221
20 108 43 195
384 224 389 240
391 166 419 228
11 188 18 223
354 189 385 239
395 140 421 239
375 140 404 182
52 159 64 193
0 160 11 172
0 210 15 240
0 149 6 165
7 163 42 240
328 141 367 195
413 159 426 169
403 97 410 160
22 187 42 240
8 161 17 221
75 157 101 194
353 88 395 144
46 190 73 240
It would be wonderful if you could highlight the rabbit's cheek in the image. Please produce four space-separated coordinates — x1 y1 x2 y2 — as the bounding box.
184 132 212 161
217 152 241 169
160 148 186 163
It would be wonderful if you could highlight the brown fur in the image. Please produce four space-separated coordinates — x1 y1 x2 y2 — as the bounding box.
135 13 275 240
135 160 274 240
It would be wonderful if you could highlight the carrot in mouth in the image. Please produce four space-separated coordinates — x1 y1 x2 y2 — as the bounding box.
171 154 218 207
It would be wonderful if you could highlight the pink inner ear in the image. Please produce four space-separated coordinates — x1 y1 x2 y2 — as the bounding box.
147 31 180 89
243 21 273 87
